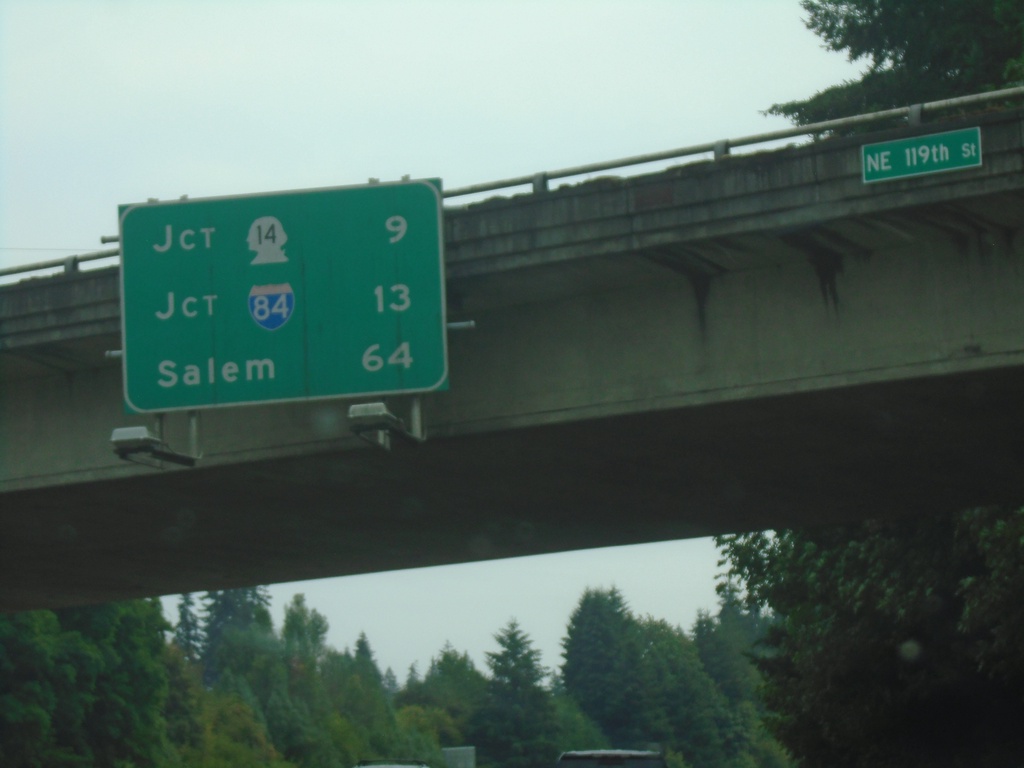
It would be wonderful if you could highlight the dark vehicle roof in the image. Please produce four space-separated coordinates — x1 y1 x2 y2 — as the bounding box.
558 752 664 763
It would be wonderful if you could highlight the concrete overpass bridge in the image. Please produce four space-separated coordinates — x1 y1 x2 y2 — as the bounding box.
4 95 1024 612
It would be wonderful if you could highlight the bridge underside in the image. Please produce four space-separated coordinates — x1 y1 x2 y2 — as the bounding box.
5 364 1024 612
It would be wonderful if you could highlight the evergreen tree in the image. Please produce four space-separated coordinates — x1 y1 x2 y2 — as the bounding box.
175 592 203 664
691 589 766 709
164 640 204 752
470 620 560 768
382 667 400 703
398 642 488 742
691 596 792 768
354 631 383 687
282 594 329 679
405 662 421 687
561 588 645 746
273 594 340 766
634 617 732 768
201 586 273 686
321 639 400 758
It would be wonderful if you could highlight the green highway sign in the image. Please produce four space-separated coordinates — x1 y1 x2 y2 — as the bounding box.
119 180 447 412
862 127 982 183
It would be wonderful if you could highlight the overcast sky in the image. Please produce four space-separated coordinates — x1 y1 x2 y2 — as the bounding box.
2 1 861 674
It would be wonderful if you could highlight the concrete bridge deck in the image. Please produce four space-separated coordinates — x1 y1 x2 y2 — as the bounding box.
4 106 1024 611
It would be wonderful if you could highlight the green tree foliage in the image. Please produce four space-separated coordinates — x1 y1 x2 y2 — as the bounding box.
163 640 204 752
396 703 461 746
691 598 791 768
55 600 172 765
561 587 790 768
279 594 333 755
561 587 645 746
0 610 66 766
2 581 792 768
207 591 345 767
548 693 608 752
354 632 384 687
382 667 400 702
319 634 444 765
180 588 438 767
691 587 767 709
956 506 1024 679
0 599 171 767
398 642 488 744
189 690 297 768
201 586 273 686
321 644 394 754
633 617 732 768
470 620 560 768
174 592 202 665
717 507 1024 767
768 0 1024 124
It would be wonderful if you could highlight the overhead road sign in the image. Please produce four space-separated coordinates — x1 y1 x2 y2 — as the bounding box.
862 127 981 183
119 180 447 413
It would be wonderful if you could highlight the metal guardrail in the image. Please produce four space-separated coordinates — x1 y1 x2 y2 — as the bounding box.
441 85 1024 198
0 248 120 279
4 86 1022 282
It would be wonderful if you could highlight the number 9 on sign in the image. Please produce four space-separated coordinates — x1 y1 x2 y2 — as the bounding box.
386 215 407 243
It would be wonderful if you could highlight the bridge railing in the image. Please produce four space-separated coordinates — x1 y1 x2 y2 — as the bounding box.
0 248 121 280
442 85 1024 198
4 86 1023 282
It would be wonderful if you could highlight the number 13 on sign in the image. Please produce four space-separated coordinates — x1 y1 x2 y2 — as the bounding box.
375 284 411 312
